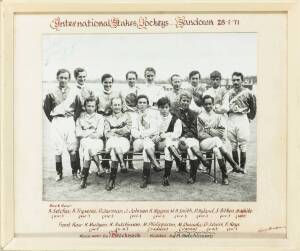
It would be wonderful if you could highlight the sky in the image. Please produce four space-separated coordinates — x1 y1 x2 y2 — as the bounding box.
43 33 256 82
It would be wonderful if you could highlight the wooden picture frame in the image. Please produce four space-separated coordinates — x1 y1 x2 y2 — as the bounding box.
1 0 299 250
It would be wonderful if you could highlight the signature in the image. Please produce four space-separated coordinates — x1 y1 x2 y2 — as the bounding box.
171 231 215 238
257 226 286 233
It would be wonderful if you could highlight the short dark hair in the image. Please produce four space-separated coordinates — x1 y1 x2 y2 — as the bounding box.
126 71 138 80
157 97 171 108
144 67 156 76
170 74 180 83
84 95 98 109
210 71 221 79
137 94 149 104
189 70 201 80
125 93 138 107
232 72 244 81
56 69 71 79
73 67 86 79
101 73 114 83
202 95 214 104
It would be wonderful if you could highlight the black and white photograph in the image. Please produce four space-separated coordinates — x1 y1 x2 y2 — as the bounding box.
42 33 257 201
3 3 295 248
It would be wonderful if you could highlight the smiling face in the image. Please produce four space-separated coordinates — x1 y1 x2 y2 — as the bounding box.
171 76 181 91
57 72 70 89
232 75 243 91
137 97 148 112
112 98 122 114
203 97 214 113
179 95 191 110
127 73 137 88
76 71 87 86
144 70 155 84
85 100 96 115
102 77 113 92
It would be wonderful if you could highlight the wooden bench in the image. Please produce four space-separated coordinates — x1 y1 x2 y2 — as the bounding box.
97 150 218 183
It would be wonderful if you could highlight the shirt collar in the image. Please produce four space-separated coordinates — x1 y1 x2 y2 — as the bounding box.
161 113 171 120
103 89 112 95
233 87 244 94
85 112 96 118
112 112 123 118
58 85 69 93
138 108 148 114
76 84 83 89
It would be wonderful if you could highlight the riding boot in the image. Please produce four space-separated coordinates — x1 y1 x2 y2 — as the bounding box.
145 148 162 172
76 151 81 174
55 162 63 181
168 145 183 163
162 160 173 186
232 150 239 166
217 158 229 185
190 147 210 168
105 161 118 191
205 152 212 173
240 152 247 174
71 159 80 180
155 152 161 164
187 159 198 184
219 148 243 173
140 162 151 188
80 160 91 188
79 168 89 189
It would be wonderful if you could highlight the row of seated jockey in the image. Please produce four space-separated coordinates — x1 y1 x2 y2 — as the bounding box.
78 135 243 191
